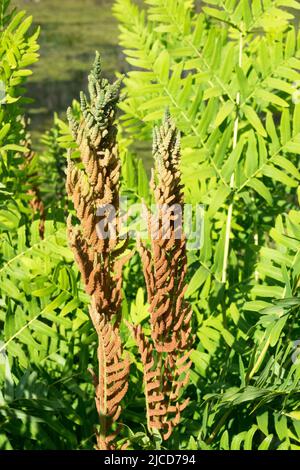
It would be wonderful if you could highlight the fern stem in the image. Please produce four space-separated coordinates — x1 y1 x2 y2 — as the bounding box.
254 232 259 282
206 409 232 445
247 336 270 381
98 337 107 449
221 32 243 284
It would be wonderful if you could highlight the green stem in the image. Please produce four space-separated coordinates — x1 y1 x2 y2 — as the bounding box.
206 409 232 445
221 32 243 284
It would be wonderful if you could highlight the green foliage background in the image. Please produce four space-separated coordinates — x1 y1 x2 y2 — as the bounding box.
0 0 300 450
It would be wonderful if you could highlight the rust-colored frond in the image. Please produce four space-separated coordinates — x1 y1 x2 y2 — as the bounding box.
130 322 192 441
67 52 121 224
133 113 193 441
162 351 192 440
129 325 166 432
66 53 129 321
66 54 129 450
91 312 130 450
138 114 192 354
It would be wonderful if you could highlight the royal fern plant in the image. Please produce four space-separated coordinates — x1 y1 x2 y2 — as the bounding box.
113 0 300 449
1 0 300 451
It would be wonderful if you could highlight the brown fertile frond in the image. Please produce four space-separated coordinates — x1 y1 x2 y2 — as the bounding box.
161 351 192 440
140 113 193 353
130 324 192 441
132 113 193 441
152 110 183 209
67 51 121 222
129 324 167 432
66 54 130 450
66 52 128 320
91 310 130 451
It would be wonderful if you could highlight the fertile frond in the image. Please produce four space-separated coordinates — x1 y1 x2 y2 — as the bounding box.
66 53 128 318
91 310 130 450
131 115 193 441
66 54 129 449
130 324 191 441
141 115 192 352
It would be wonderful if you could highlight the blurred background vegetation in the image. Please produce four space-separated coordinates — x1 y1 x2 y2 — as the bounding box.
12 0 300 164
13 0 123 144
